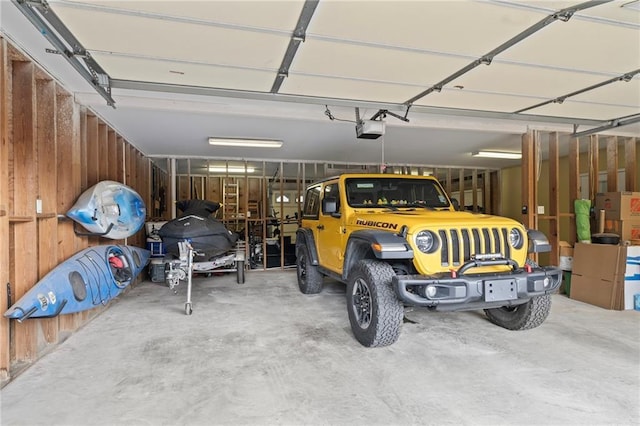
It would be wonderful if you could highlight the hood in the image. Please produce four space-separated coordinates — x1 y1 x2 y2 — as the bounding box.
348 209 522 233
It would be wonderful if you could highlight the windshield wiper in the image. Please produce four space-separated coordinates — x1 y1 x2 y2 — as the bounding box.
403 203 435 210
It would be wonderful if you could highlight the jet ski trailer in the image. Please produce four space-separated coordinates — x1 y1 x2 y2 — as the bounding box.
158 240 245 315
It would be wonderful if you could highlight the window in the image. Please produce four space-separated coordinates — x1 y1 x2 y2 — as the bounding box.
302 185 321 218
580 170 625 199
345 177 450 208
323 183 341 213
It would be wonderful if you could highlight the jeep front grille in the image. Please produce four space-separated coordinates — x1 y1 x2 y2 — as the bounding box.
438 228 511 267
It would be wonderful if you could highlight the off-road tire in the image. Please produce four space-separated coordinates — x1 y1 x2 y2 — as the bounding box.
346 260 403 347
484 295 552 330
296 244 323 294
484 258 552 330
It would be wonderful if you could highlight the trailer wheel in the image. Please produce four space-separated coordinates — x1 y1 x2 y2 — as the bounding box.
236 260 245 284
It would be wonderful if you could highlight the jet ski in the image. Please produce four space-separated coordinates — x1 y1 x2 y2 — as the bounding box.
158 199 238 260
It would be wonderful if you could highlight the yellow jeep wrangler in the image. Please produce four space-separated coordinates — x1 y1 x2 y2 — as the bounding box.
295 174 562 347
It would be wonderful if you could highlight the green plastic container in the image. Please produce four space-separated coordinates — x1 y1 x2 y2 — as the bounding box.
562 271 571 296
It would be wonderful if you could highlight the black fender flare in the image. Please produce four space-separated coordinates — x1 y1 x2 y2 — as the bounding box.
343 229 413 280
527 229 551 253
296 228 320 266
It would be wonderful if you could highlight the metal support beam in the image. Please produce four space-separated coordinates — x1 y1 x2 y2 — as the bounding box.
270 0 319 93
111 78 607 127
12 0 115 106
514 68 640 114
572 113 640 137
404 0 611 106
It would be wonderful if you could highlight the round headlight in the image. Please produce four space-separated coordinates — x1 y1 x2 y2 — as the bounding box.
415 230 439 253
509 228 524 249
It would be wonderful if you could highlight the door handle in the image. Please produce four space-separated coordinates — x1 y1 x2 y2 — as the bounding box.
317 224 324 230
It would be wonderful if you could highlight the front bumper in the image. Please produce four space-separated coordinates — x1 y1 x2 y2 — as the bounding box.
392 263 562 311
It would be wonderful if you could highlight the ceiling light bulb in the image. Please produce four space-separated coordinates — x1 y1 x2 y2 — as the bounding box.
208 138 283 148
471 150 522 160
208 166 255 173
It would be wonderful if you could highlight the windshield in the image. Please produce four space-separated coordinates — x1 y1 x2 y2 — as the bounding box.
345 177 451 209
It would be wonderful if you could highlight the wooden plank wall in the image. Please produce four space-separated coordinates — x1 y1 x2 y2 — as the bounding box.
0 37 151 385
0 39 10 382
10 58 39 362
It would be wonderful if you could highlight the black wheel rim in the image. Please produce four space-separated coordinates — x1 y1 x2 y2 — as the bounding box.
352 278 372 328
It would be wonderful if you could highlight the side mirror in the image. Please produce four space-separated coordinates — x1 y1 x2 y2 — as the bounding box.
451 198 460 211
322 197 338 215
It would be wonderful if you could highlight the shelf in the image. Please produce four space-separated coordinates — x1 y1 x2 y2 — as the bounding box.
9 216 34 223
37 213 57 219
9 213 61 222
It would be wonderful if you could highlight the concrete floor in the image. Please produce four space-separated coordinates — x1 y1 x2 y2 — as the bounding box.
1 269 639 426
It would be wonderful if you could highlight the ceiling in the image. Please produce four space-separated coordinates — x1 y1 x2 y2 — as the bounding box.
1 0 639 171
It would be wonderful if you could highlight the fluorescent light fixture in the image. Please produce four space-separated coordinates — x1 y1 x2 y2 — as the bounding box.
209 166 255 173
208 137 283 148
471 150 522 160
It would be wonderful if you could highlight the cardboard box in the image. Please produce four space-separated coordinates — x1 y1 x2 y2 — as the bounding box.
603 219 640 242
558 241 574 271
624 246 640 310
571 243 640 310
570 243 626 310
595 192 640 221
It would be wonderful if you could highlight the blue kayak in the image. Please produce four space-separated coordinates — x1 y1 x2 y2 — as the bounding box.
4 245 150 321
67 180 146 239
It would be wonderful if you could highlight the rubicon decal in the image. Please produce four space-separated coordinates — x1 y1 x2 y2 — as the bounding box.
355 218 398 230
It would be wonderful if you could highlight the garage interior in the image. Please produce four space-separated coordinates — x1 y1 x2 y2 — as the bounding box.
0 0 639 424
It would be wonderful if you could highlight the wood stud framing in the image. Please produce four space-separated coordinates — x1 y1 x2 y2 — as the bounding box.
35 76 59 345
458 169 465 209
526 132 639 264
625 138 636 191
547 132 560 266
568 137 580 245
607 137 618 192
589 135 599 202
0 37 149 384
521 130 536 230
